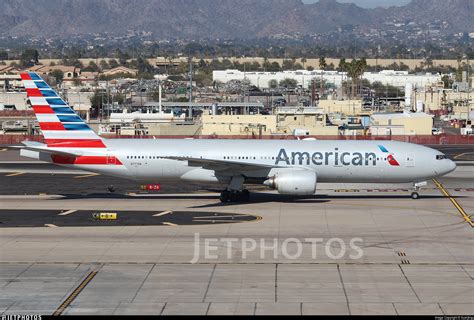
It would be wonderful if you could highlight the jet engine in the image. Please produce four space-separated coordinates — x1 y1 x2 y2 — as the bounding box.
264 170 317 195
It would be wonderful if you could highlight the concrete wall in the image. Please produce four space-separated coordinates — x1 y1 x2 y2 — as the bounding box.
371 114 433 135
202 114 277 136
319 100 363 115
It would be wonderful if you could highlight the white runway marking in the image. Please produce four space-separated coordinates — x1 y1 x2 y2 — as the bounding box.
58 210 77 216
44 224 58 228
162 222 177 226
153 210 173 217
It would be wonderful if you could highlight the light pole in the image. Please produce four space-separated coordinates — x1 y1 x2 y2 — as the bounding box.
467 56 471 120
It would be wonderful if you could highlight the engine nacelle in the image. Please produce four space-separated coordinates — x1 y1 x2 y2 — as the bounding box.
264 170 317 195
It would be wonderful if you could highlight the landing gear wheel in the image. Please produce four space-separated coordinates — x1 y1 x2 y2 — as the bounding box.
220 190 230 203
219 189 250 203
108 185 116 193
241 189 250 202
411 192 420 200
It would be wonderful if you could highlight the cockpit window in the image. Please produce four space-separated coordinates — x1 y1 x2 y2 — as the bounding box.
436 155 448 160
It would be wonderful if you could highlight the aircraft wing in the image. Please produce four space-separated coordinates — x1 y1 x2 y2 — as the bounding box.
162 156 277 174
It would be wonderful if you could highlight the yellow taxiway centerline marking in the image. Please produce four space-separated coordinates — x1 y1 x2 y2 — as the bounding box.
53 271 98 316
433 178 473 228
59 210 77 216
153 210 173 217
5 172 25 177
454 152 474 159
73 173 100 179
162 222 178 226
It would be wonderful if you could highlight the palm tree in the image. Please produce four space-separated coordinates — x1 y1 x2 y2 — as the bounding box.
301 57 307 69
319 57 327 96
319 57 327 70
346 59 367 98
338 58 346 72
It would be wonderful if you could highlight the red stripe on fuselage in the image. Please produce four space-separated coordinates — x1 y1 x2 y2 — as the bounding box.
45 139 106 148
26 88 43 97
32 105 55 114
40 122 65 131
20 73 32 80
51 155 122 165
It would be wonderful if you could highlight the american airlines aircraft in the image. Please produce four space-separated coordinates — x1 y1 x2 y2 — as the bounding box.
18 72 456 202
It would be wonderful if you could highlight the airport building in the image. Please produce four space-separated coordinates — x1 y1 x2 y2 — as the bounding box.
213 69 442 89
369 111 434 136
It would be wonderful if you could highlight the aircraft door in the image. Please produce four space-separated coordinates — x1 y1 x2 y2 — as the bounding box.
406 153 415 167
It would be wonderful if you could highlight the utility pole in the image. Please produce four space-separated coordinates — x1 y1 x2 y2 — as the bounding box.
188 57 193 118
467 56 471 120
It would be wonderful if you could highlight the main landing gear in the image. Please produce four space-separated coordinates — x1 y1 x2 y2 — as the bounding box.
220 189 250 203
219 175 250 203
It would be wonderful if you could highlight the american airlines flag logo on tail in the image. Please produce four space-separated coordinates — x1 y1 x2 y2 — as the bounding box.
20 72 106 148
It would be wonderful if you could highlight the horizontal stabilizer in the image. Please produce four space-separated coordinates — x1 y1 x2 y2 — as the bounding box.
20 141 83 157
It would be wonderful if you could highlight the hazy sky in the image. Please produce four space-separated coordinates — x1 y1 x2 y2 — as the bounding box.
303 0 411 8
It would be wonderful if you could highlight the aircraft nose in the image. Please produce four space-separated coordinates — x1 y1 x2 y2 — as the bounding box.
447 159 457 174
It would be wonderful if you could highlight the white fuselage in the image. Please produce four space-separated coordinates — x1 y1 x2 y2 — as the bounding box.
47 139 456 185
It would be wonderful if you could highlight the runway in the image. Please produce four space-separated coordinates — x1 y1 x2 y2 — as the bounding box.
0 148 473 315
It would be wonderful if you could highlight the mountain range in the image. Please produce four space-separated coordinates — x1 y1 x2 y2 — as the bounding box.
0 0 472 39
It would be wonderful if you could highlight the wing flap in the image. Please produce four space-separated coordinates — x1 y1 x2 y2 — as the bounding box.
163 156 276 174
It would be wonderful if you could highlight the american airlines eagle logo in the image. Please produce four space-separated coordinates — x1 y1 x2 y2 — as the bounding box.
378 145 400 166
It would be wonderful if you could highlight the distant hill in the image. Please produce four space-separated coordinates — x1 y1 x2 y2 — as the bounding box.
0 0 472 39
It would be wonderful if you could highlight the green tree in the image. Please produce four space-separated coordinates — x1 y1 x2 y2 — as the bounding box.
441 75 453 89
90 90 111 108
20 49 39 68
338 58 347 72
279 78 298 89
195 72 213 87
50 69 64 84
301 57 307 69
0 51 8 61
83 61 100 72
109 59 120 69
345 58 367 98
99 60 109 71
268 79 278 89
268 62 281 72
282 59 294 70
319 57 327 70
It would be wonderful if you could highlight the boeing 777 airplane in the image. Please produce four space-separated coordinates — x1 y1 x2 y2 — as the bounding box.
18 72 456 202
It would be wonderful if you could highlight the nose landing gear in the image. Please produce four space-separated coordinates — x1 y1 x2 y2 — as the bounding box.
411 192 420 199
410 181 427 200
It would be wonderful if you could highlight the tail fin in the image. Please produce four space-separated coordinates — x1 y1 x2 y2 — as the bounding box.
20 72 106 148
